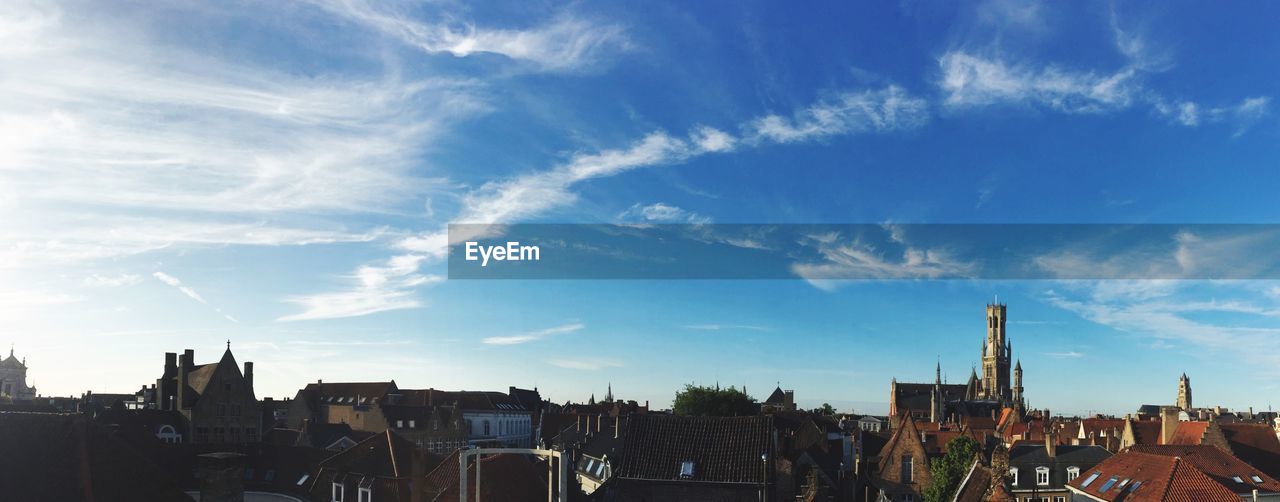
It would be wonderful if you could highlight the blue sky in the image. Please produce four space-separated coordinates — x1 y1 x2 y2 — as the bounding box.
4 0 1280 416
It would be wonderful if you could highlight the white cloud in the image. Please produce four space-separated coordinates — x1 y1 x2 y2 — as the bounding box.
1043 351 1085 359
152 271 239 323
682 324 772 331
308 0 628 72
618 203 711 224
939 52 1140 113
791 232 976 288
482 322 585 345
748 86 929 143
548 358 623 370
278 254 443 322
83 273 142 288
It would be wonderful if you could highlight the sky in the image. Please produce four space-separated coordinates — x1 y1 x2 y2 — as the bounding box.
3 0 1280 417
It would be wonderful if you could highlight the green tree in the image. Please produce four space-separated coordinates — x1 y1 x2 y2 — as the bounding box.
922 435 981 502
672 384 757 416
818 403 836 415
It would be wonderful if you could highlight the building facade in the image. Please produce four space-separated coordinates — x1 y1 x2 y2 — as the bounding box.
0 347 37 400
154 345 261 444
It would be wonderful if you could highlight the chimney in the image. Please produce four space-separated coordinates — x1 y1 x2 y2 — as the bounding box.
596 414 602 433
161 352 177 410
243 362 253 391
1160 407 1180 445
615 415 620 439
178 349 194 410
1045 428 1057 458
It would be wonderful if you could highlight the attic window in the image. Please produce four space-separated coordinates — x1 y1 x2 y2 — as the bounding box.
679 461 695 479
1233 476 1244 483
296 474 310 486
1127 481 1142 493
1099 476 1120 492
1080 472 1100 487
1253 475 1265 483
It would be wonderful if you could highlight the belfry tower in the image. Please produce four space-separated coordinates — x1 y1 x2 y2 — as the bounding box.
981 302 1012 401
1177 373 1193 411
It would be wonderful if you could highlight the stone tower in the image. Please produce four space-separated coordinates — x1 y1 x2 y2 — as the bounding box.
1177 373 1193 411
1012 359 1024 409
981 303 1011 401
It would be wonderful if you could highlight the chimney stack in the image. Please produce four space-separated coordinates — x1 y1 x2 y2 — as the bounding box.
178 349 194 410
615 415 620 439
1045 428 1057 458
243 361 253 391
1160 407 1180 445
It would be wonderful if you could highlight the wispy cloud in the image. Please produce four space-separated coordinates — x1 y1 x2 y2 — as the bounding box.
682 324 772 332
1043 351 1085 359
0 1 485 273
618 203 711 224
83 273 142 288
483 322 585 346
152 272 237 323
791 231 976 289
278 255 443 322
308 0 628 72
548 358 623 371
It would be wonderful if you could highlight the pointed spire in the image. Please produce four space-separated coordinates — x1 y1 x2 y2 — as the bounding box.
226 339 231 351
1015 359 1022 371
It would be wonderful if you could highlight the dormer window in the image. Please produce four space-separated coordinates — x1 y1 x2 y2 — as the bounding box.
1036 466 1050 486
358 487 372 502
1067 466 1080 481
331 482 344 502
1009 467 1018 485
679 460 695 479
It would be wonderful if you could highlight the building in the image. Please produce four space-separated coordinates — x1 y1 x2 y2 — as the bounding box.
871 415 932 501
154 344 261 444
890 302 1026 421
0 346 37 400
1005 431 1110 502
763 385 796 412
605 414 775 501
1067 445 1280 501
304 429 443 502
1177 372 1193 411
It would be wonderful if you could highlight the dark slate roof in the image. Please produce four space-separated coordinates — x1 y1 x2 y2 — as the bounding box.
0 412 192 502
508 387 542 410
893 383 968 412
764 386 788 404
397 389 528 412
616 414 773 484
1008 444 1112 491
299 381 398 408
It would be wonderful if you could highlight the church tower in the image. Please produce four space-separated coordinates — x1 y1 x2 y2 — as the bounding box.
1012 359 1024 409
981 302 1011 401
1177 373 1193 411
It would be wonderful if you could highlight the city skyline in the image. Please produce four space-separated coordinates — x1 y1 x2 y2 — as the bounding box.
5 1 1280 417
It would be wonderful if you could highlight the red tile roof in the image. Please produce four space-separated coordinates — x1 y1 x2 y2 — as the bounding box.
1069 450 1263 502
1168 421 1210 445
1129 444 1280 493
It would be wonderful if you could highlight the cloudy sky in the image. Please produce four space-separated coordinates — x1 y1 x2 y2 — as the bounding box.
4 0 1280 416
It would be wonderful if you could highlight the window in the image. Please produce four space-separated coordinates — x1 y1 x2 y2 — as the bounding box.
483 420 491 436
296 474 310 486
901 495 914 502
1036 466 1050 486
213 427 225 442
1232 476 1244 483
217 403 227 417
408 420 415 428
230 427 240 443
396 420 404 428
358 487 372 502
1066 466 1080 481
1009 467 1018 485
264 469 275 482
195 427 209 443
901 455 914 483
244 468 254 480
247 427 257 443
332 482 344 502
1055 498 1066 502
1099 476 1119 492
679 461 695 479
1253 475 1265 483
1080 472 1100 487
